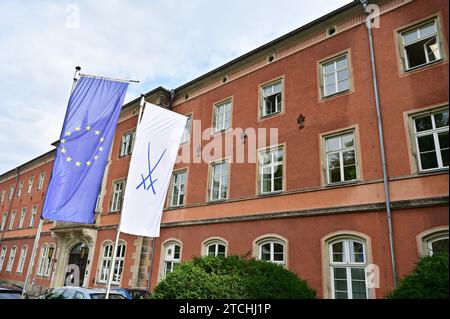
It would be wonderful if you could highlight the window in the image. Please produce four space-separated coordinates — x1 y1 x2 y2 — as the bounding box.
37 244 55 277
8 185 14 200
29 205 37 228
321 54 350 97
400 19 443 70
27 176 34 194
412 109 448 171
110 180 125 212
98 242 126 284
1 213 7 231
119 130 135 157
203 239 227 257
95 189 102 213
170 171 186 207
6 246 17 272
329 239 368 299
0 246 7 272
0 190 4 203
325 131 358 184
17 181 23 197
209 161 229 201
261 80 282 117
214 100 232 132
426 232 449 256
257 238 286 267
37 172 45 191
8 211 16 230
16 246 27 274
18 208 26 229
181 115 192 144
163 242 181 278
259 147 284 194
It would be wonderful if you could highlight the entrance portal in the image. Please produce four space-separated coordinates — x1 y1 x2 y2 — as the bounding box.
65 242 89 286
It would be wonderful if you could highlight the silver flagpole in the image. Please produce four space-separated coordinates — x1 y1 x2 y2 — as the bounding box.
21 66 82 299
105 95 145 299
79 73 139 84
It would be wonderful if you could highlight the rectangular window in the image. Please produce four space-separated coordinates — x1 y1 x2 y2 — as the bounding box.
110 180 125 212
37 172 45 191
8 211 16 230
1 213 7 231
261 80 282 117
27 176 34 194
17 246 27 274
6 247 16 272
321 54 350 97
29 205 37 228
8 185 14 200
0 247 7 272
170 171 187 207
18 208 26 229
214 100 232 132
17 181 23 197
209 161 229 201
181 115 192 144
259 147 284 194
119 130 135 157
325 131 358 184
400 19 443 70
0 190 4 203
412 109 449 171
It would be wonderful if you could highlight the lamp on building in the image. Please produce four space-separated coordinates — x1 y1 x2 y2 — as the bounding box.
297 113 305 129
47 246 55 259
80 244 88 259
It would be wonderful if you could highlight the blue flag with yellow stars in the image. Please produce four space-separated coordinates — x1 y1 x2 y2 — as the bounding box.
42 76 128 223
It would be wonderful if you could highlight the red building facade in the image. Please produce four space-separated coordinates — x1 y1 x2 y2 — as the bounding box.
0 0 448 299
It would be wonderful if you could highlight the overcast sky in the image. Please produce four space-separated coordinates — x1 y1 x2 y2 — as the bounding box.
0 0 351 173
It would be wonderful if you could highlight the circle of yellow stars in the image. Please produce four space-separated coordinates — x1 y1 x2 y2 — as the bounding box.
59 125 105 168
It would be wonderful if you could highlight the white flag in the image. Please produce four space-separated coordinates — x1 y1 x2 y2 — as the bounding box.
119 102 187 237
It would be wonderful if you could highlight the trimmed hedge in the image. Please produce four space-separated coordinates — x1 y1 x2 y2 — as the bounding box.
387 252 449 299
152 256 316 299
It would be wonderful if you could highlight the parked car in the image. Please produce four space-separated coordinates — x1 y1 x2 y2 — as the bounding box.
0 284 23 299
111 288 151 299
43 287 126 299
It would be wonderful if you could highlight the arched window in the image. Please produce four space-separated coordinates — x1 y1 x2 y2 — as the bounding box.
6 246 17 272
37 244 48 276
0 246 7 272
162 241 181 278
256 236 286 267
329 238 368 299
16 245 28 274
98 241 126 284
203 238 227 257
420 229 449 256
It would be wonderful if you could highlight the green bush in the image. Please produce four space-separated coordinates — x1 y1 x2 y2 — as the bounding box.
152 256 316 299
387 252 449 299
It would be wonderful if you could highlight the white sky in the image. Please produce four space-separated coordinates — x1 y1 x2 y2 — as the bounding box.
0 0 352 173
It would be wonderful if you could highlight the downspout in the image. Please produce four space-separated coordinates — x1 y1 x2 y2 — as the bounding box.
360 0 398 288
0 168 20 249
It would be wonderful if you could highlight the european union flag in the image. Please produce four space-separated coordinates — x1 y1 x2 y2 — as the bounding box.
42 76 129 223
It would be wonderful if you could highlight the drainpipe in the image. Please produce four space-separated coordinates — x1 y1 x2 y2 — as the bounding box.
0 168 20 250
360 0 398 288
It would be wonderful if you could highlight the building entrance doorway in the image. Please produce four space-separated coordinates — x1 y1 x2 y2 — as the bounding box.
65 242 89 286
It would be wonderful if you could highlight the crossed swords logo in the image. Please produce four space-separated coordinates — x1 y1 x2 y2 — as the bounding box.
136 142 166 195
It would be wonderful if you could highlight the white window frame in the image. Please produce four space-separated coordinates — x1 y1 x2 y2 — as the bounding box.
37 172 45 191
1 212 7 231
18 207 26 229
27 176 34 194
209 161 229 201
37 244 55 277
0 246 7 272
214 100 232 132
98 242 126 284
170 171 187 207
257 238 286 267
1 190 4 203
325 131 358 184
261 80 283 117
29 205 37 228
8 185 14 200
110 180 125 212
16 246 27 274
17 181 23 197
400 19 443 71
321 54 350 97
119 130 135 157
203 239 227 257
259 147 284 194
181 114 192 144
329 239 368 299
426 233 449 256
6 246 17 272
8 211 16 230
163 242 181 279
412 110 449 172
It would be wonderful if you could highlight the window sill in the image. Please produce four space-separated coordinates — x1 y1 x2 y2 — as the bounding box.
321 88 351 101
324 180 360 189
403 59 444 73
258 190 283 197
417 168 449 176
259 111 283 121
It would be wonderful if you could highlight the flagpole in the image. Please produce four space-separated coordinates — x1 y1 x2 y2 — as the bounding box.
79 73 139 84
146 237 156 293
105 95 146 299
21 66 82 299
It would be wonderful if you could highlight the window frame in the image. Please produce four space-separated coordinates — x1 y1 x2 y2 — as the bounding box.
29 205 38 228
6 246 17 272
254 236 287 268
18 207 26 229
8 211 16 230
213 98 233 133
180 114 193 145
202 238 228 258
169 170 187 208
160 240 182 281
27 176 34 194
16 245 28 274
257 145 285 195
319 52 351 99
119 129 136 158
110 179 126 212
97 241 126 285
1 212 7 231
0 246 7 272
17 180 23 197
258 77 284 119
208 159 230 202
37 172 45 191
